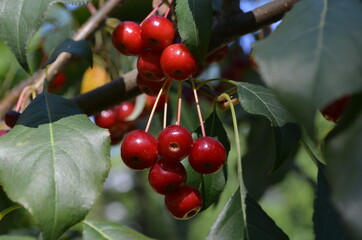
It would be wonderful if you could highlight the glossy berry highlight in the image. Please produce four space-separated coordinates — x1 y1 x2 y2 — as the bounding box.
157 125 193 162
160 44 198 81
94 109 116 129
148 159 187 195
141 16 175 51
112 21 145 56
121 130 158 170
165 185 202 220
189 137 226 174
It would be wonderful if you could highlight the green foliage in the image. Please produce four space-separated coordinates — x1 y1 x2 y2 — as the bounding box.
0 0 90 72
0 92 111 239
83 221 154 240
43 38 93 68
236 82 300 171
175 0 213 63
253 0 362 134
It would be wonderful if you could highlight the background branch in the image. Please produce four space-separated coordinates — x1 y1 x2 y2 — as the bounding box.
0 0 299 117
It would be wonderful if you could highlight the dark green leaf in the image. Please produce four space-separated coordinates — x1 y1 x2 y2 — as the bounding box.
325 106 362 239
83 221 154 240
0 237 36 240
175 0 213 63
243 117 296 200
313 163 353 240
187 108 229 211
0 0 91 72
43 38 93 68
0 92 110 240
207 189 289 240
237 82 300 171
253 0 362 134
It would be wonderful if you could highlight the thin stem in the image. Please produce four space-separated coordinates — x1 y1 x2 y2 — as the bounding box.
164 7 171 18
175 81 183 125
0 204 22 221
141 1 163 25
15 86 31 112
87 2 98 15
220 93 249 239
163 81 172 129
191 79 206 137
145 80 169 132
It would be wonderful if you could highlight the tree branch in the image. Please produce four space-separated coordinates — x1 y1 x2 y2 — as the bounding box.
0 0 124 117
0 0 299 117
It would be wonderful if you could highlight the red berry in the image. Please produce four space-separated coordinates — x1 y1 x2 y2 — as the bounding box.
115 102 134 122
109 121 136 145
189 137 226 174
112 21 146 56
137 74 169 96
157 125 193 162
121 130 158 170
145 94 168 113
94 109 117 129
137 50 165 81
164 185 202 220
148 159 187 194
321 95 351 123
0 130 9 136
5 110 20 128
48 72 67 93
160 44 198 81
141 16 175 51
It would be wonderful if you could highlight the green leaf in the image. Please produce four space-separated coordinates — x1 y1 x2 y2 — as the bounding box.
43 38 93 68
253 0 362 134
242 117 296 200
0 92 111 240
313 163 353 240
0 237 36 240
0 0 91 72
237 82 300 171
325 106 362 239
187 108 229 211
207 189 289 240
175 0 213 63
83 221 154 240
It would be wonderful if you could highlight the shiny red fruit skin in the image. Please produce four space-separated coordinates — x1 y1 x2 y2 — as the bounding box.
121 130 158 170
0 130 9 136
137 74 169 96
141 16 175 51
5 110 20 128
321 95 351 123
94 109 116 129
137 50 165 81
164 185 202 220
160 44 198 81
144 94 168 113
157 125 193 162
112 21 145 56
48 72 66 92
148 159 187 194
115 102 134 121
189 137 226 174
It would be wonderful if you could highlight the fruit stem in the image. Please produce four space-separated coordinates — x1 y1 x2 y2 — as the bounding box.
141 1 164 25
15 86 32 112
0 204 22 221
191 79 206 137
164 7 171 18
175 81 183 126
145 79 170 132
163 80 172 129
220 93 249 239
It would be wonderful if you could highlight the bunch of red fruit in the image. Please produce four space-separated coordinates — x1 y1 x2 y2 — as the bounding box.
112 15 198 89
94 102 136 145
120 125 226 219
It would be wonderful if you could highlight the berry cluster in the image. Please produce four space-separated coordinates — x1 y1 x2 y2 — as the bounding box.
94 102 136 145
120 125 226 219
112 15 198 86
